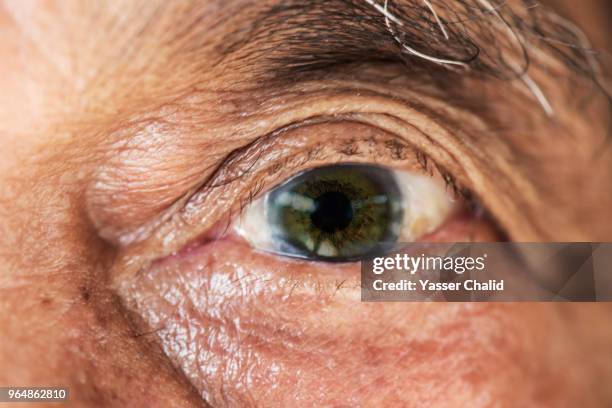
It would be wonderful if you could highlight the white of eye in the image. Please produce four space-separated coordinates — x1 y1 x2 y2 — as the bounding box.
394 170 456 241
234 168 456 255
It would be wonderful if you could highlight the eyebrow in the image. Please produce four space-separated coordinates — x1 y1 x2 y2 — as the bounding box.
214 0 601 103
222 0 585 76
221 0 488 80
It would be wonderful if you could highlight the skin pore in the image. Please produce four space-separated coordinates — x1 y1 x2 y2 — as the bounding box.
1 0 612 407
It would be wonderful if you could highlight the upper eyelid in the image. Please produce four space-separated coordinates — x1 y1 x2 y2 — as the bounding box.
188 119 437 202
90 80 483 250
188 85 488 202
172 120 473 239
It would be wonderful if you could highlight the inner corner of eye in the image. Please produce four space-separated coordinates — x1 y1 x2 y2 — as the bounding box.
231 163 464 262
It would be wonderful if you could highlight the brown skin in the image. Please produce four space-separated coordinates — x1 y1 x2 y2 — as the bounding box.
1 1 612 407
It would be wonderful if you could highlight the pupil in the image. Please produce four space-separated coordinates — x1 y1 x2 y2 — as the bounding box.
310 191 353 233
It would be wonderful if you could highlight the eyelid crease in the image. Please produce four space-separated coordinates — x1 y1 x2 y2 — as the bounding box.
184 87 490 211
190 120 471 216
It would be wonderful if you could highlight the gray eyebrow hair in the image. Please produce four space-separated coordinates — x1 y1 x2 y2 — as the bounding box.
219 0 606 115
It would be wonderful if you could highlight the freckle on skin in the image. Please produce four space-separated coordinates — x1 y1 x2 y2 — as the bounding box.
81 287 91 302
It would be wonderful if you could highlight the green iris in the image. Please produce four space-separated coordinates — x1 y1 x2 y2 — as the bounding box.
267 164 403 261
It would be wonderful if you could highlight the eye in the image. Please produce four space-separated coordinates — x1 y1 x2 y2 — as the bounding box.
235 163 457 261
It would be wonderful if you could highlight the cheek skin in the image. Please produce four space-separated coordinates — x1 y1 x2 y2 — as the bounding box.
119 238 610 407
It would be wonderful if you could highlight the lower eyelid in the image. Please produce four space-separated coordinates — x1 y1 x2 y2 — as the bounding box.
116 208 502 405
116 235 364 404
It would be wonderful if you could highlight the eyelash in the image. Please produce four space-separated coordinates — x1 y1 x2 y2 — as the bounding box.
217 141 478 233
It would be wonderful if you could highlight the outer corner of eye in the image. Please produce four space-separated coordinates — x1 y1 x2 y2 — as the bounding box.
233 163 458 262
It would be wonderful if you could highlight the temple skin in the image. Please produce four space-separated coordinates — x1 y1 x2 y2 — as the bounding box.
0 0 612 407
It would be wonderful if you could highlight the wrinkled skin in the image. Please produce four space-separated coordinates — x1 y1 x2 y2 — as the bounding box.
1 1 612 407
